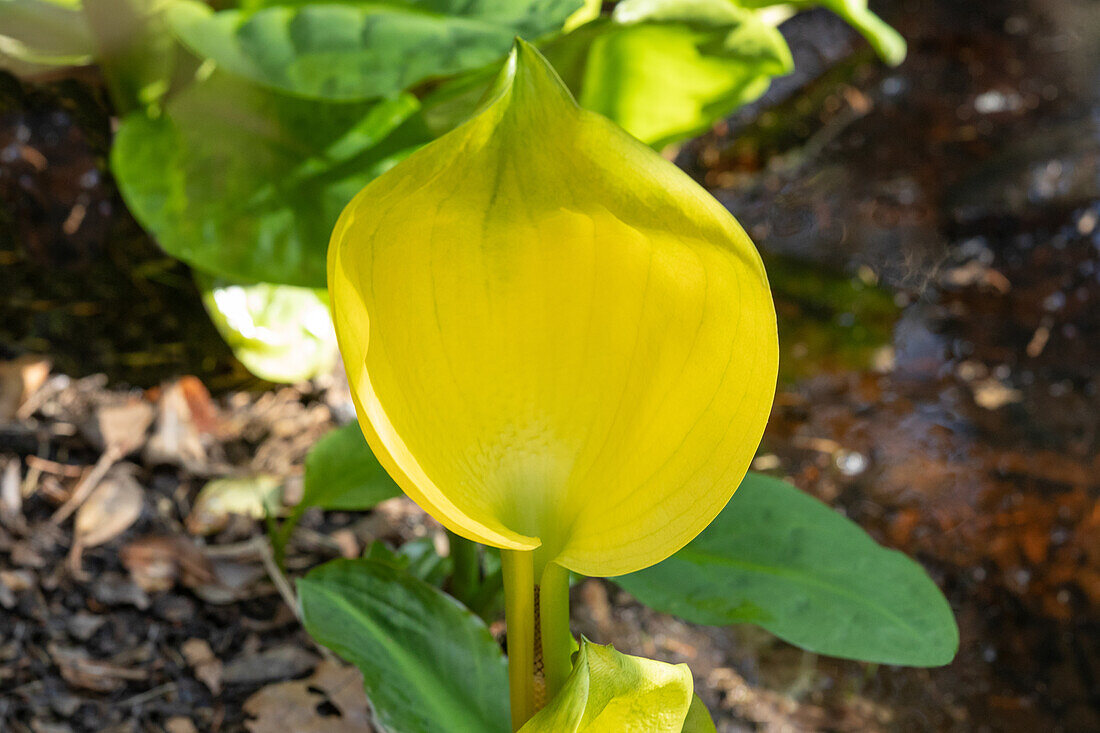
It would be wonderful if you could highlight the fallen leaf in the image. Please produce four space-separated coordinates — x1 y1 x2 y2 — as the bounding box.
1 458 20 518
182 638 223 695
223 644 318 686
82 399 156 455
144 379 210 468
73 466 144 548
186 475 282 535
165 717 200 733
121 535 216 592
244 660 374 733
0 355 51 422
49 643 147 693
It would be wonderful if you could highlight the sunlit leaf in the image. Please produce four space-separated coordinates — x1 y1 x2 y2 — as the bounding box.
0 0 94 70
167 0 583 101
517 639 695 732
186 474 282 535
112 70 428 286
544 0 793 147
614 472 959 666
741 0 906 66
299 558 509 733
197 274 338 383
329 41 778 576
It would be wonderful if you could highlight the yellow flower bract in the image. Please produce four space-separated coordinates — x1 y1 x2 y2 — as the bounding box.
329 40 777 577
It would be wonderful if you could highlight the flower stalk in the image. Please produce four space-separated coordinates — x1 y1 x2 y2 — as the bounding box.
502 551 575 730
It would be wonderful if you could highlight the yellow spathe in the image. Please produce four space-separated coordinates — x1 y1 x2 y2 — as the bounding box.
329 40 777 577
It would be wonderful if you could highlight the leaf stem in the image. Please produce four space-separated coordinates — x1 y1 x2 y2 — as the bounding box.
538 561 573 703
502 549 535 731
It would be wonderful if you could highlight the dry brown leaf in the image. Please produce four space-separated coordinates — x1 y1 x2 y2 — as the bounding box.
0 355 51 422
144 378 210 468
73 466 143 548
182 638 223 695
120 534 216 592
244 660 374 733
83 399 155 455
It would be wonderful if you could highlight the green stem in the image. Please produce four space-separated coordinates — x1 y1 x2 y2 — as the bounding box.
501 549 535 731
447 530 480 607
538 562 572 702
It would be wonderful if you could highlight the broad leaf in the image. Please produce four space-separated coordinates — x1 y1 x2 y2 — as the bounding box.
0 0 94 69
614 472 958 666
365 537 453 587
302 422 401 511
168 0 583 101
681 694 716 733
741 0 905 66
111 69 428 286
299 558 509 733
544 0 793 147
518 639 695 732
197 274 337 383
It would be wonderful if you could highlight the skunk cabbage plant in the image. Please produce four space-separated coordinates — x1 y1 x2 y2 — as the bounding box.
329 40 777 728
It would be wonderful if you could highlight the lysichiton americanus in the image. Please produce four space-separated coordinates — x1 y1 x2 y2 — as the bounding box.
328 40 778 580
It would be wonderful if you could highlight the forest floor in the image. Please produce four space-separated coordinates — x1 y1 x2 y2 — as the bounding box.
1 0 1098 731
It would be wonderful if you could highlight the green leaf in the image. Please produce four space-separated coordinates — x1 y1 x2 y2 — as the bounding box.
167 0 583 101
82 0 181 113
518 639 695 732
302 422 401 511
614 472 959 667
740 0 906 66
366 537 453 587
197 274 338 383
543 0 793 147
0 0 94 69
111 69 428 286
299 558 510 733
681 695 716 733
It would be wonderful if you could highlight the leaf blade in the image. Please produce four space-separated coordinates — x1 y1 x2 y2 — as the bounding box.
613 472 958 666
299 558 510 733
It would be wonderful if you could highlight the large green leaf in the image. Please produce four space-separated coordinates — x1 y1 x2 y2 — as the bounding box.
544 0 792 147
197 274 338 383
518 639 695 732
681 694 716 733
302 422 401 511
299 558 510 733
614 472 958 666
111 69 429 286
0 0 94 69
741 0 905 66
167 0 583 101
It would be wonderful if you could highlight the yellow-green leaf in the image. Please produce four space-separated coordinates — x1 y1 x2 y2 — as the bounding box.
329 40 778 577
681 694 716 733
518 639 695 732
544 0 793 147
197 274 338 383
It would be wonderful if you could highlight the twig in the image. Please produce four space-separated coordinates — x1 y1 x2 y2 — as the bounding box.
253 535 336 663
255 535 300 619
119 682 176 707
51 446 122 524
